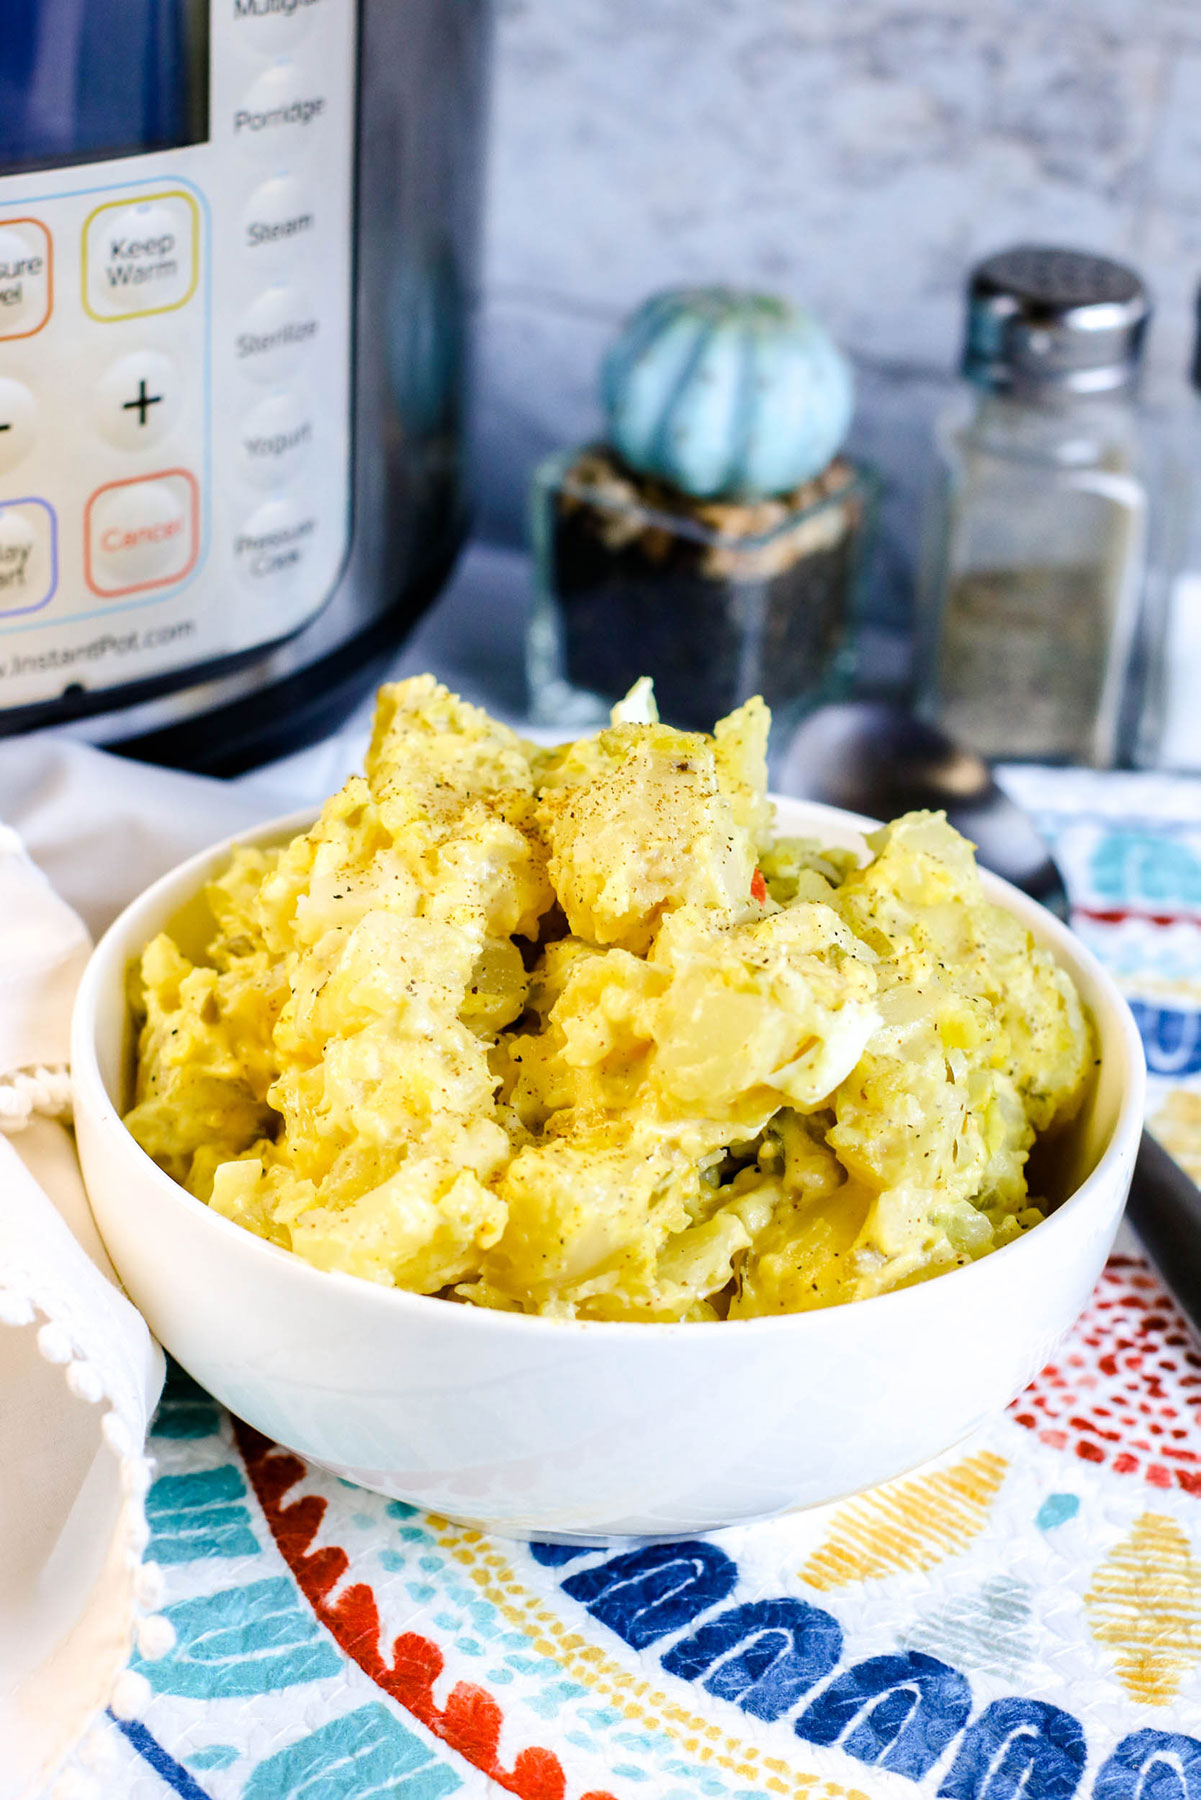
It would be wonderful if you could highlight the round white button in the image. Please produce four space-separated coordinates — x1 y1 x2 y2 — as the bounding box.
0 507 36 564
234 494 317 593
0 222 51 339
238 390 313 489
240 176 316 269
0 504 50 617
231 0 320 52
233 61 326 160
85 196 197 319
0 377 36 475
94 350 181 450
90 478 192 589
236 286 320 382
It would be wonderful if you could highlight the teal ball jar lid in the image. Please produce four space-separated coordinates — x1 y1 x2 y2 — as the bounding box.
601 286 854 502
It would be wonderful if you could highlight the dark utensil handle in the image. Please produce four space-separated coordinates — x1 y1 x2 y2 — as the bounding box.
1127 1129 1201 1337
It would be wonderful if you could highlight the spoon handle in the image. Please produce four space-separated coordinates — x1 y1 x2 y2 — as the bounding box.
1127 1130 1201 1338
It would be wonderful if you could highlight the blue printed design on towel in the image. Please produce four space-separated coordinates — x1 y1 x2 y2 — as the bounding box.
795 1652 971 1780
1035 1494 1080 1532
939 1698 1086 1800
111 1714 215 1800
663 1598 842 1722
562 1541 737 1648
151 1359 222 1440
185 1745 239 1771
145 1466 260 1564
1095 1731 1201 1800
243 1703 462 1800
530 1541 593 1567
134 1577 341 1697
1090 832 1201 908
1128 1000 1201 1076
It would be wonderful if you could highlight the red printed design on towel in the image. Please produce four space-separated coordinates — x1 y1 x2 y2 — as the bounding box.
234 1421 619 1800
1010 1256 1201 1496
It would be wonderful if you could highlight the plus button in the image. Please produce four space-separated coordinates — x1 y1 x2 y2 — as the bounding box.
122 378 163 427
96 352 176 450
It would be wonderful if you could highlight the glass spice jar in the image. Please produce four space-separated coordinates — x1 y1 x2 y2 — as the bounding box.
1131 285 1201 770
917 246 1152 767
528 444 877 736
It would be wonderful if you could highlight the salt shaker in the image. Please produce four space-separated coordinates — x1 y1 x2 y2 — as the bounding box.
917 247 1151 766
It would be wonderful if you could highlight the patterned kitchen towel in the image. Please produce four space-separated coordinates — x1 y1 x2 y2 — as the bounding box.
84 767 1201 1800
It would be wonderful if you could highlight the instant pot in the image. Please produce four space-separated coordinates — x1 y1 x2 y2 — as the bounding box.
0 0 489 771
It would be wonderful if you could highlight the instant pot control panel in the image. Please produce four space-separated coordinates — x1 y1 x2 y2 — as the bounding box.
0 0 356 713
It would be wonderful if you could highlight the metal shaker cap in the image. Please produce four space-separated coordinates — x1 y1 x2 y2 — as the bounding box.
963 245 1149 394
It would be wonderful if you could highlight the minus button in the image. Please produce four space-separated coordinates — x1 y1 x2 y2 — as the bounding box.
0 377 35 475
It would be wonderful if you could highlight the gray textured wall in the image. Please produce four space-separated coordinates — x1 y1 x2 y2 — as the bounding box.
472 0 1201 643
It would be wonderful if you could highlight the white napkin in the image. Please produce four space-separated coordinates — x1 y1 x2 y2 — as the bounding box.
0 738 289 1799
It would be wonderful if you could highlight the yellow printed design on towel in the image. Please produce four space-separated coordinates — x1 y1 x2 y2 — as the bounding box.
1085 1512 1201 1705
799 1451 1009 1590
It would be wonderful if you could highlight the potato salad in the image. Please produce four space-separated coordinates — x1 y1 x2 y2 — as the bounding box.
124 676 1095 1320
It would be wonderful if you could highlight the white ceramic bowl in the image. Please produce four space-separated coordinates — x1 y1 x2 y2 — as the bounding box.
72 798 1145 1540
